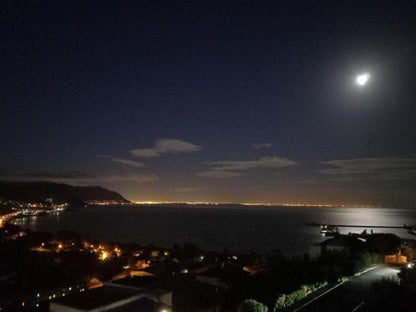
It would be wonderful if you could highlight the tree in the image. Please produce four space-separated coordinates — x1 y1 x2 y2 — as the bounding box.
401 246 416 261
274 294 286 311
366 234 401 254
291 289 306 302
238 299 269 312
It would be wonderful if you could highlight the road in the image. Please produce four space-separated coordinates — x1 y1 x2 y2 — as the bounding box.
294 265 400 312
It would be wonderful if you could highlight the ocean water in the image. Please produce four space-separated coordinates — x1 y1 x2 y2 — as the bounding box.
12 205 416 255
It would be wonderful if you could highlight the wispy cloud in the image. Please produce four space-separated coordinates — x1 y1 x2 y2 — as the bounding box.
170 186 207 192
197 156 297 179
91 173 158 183
207 156 297 171
131 139 201 158
1 171 90 180
130 148 160 158
319 158 416 181
111 158 145 168
0 172 158 184
196 171 242 179
251 143 273 149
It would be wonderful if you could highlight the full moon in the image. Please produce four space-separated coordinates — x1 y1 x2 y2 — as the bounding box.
356 73 370 86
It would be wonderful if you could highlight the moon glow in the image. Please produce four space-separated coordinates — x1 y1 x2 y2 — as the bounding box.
356 73 370 86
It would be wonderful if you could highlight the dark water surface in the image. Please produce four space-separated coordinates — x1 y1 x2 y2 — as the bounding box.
12 205 416 255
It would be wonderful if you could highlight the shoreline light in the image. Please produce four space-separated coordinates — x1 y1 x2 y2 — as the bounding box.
131 200 374 208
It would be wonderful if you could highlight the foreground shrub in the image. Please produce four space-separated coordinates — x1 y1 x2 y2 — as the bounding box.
238 299 269 312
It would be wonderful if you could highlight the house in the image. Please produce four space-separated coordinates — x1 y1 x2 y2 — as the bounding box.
385 250 407 264
310 235 365 257
194 263 248 288
50 283 171 312
114 275 223 312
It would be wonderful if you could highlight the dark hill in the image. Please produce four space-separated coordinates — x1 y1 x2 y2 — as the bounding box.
0 181 129 206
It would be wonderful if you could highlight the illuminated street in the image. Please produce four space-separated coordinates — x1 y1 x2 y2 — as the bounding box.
295 265 400 312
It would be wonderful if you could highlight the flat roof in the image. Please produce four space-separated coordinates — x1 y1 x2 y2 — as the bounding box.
100 297 166 312
52 284 143 311
114 276 220 310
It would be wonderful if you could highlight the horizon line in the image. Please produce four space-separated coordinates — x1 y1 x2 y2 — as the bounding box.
128 200 376 208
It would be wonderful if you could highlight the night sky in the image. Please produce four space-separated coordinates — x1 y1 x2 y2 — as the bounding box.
1 1 416 207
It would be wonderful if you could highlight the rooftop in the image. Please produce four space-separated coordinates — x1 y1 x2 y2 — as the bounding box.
114 276 221 312
51 284 145 311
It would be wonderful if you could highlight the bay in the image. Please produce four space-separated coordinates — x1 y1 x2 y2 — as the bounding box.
12 205 416 256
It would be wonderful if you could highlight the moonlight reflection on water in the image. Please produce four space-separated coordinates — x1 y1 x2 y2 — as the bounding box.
13 205 416 255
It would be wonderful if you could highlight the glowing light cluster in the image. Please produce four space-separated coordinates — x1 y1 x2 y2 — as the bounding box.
132 200 373 208
356 73 370 86
99 251 108 261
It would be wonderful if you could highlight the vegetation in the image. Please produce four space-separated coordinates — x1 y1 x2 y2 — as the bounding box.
228 234 403 311
224 248 380 311
238 299 269 312
401 245 416 261
366 233 402 254
273 283 327 310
